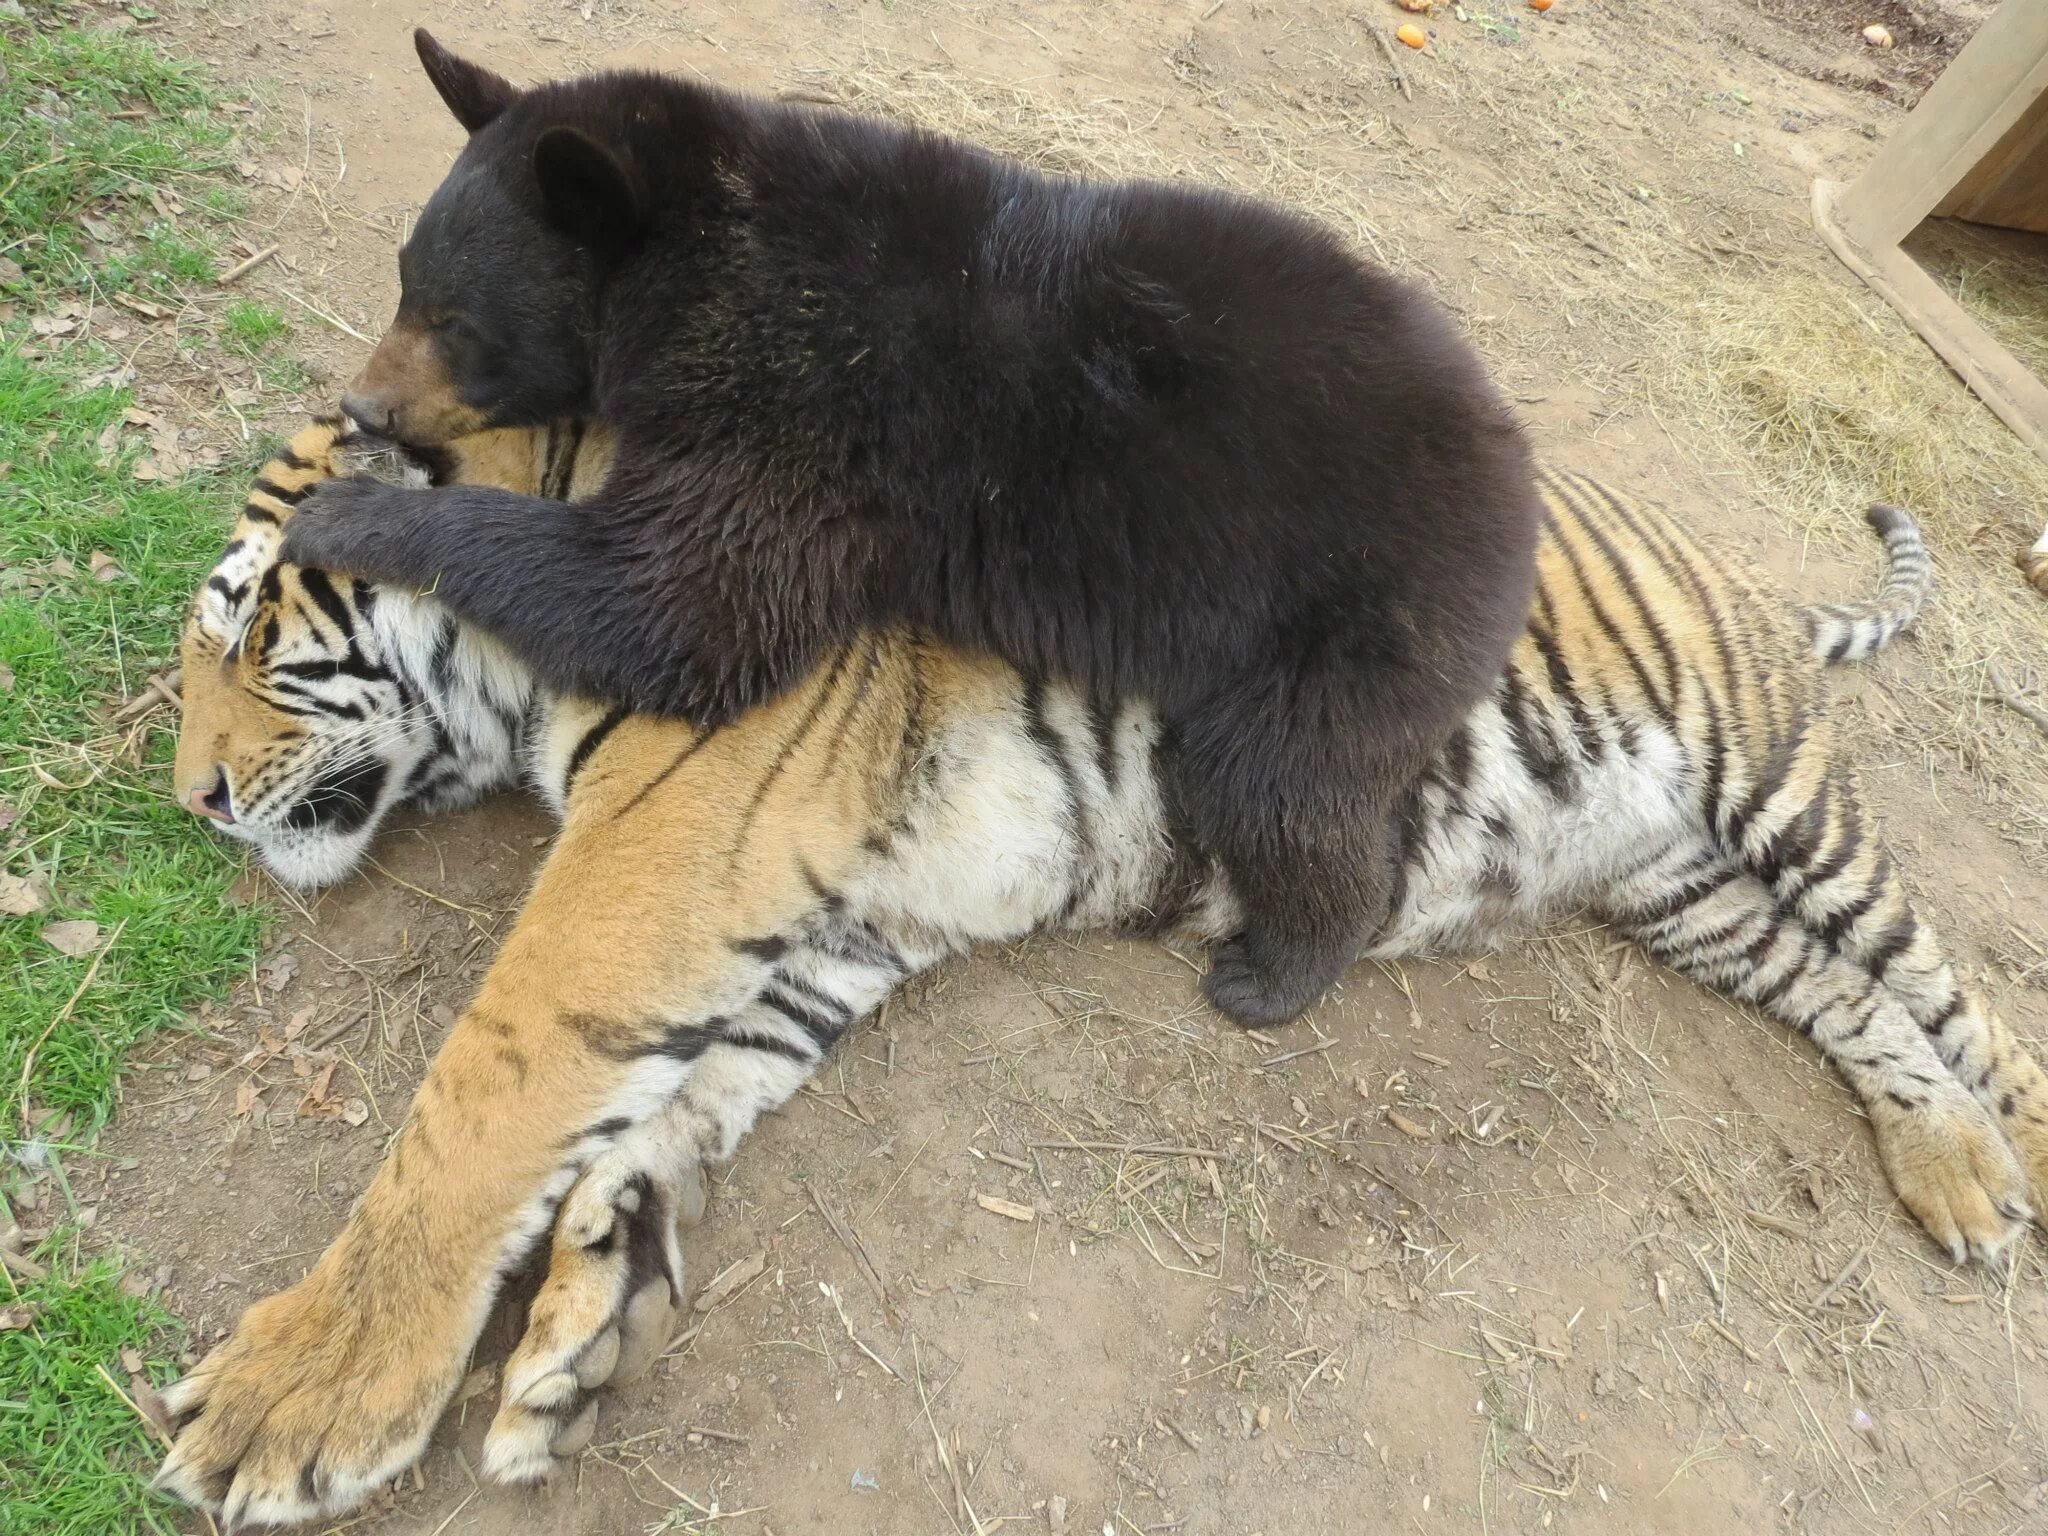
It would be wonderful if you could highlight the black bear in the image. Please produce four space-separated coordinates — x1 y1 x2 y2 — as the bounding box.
280 31 1542 1028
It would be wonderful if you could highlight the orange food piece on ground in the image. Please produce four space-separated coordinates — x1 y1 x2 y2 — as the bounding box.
1396 22 1426 47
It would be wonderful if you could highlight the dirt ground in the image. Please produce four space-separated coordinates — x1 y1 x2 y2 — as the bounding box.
67 0 2048 1531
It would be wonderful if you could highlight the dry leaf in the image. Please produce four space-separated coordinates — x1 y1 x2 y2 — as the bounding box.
285 1007 312 1040
0 257 23 285
256 951 299 990
456 1363 498 1405
40 919 101 957
0 802 19 831
233 1079 260 1117
130 457 161 483
128 1371 176 1437
88 550 127 583
111 292 171 320
0 873 48 916
0 1303 38 1331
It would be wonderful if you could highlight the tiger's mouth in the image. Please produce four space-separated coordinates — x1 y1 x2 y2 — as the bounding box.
282 756 391 837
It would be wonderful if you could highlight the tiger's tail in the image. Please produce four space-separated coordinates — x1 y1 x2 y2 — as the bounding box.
1801 504 1932 665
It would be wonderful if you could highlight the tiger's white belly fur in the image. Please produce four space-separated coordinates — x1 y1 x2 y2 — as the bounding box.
529 648 1687 980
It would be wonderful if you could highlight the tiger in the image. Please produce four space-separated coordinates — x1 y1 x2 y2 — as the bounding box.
157 415 2048 1527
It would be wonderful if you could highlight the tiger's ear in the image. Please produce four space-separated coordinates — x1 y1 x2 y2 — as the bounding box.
415 29 518 134
533 127 643 260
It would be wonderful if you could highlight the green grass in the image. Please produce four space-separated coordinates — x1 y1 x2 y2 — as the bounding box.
0 18 231 298
1 351 266 1132
2 11 270 1533
0 1248 182 1536
221 298 288 355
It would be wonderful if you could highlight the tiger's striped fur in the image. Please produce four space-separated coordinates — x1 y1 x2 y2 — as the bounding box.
160 418 2048 1527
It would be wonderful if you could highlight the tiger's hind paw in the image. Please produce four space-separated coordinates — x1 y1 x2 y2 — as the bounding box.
482 1151 704 1482
1870 1088 2031 1268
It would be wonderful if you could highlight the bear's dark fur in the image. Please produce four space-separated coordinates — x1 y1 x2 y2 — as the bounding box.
281 31 1543 1027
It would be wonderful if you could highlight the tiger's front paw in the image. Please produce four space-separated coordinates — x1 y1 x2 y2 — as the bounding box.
483 1151 705 1483
156 1264 467 1527
1870 1088 2031 1267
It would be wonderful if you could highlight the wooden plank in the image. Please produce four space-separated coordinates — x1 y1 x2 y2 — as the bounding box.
1831 1 2048 250
1814 179 2048 465
1937 89 2048 234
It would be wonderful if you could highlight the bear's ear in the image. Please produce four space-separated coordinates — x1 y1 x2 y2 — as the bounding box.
533 127 643 260
415 29 519 134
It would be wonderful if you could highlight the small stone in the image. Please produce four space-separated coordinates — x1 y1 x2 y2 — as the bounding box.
1049 1494 1069 1532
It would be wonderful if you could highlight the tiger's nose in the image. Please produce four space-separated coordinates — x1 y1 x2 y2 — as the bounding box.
184 768 236 825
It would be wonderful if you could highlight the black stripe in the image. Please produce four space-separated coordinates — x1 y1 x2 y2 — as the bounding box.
759 984 841 1051
541 420 588 501
266 688 365 721
1564 482 1687 707
617 725 717 819
1922 993 1965 1037
295 567 357 641
1626 861 1741 926
274 652 393 684
640 1020 721 1063
725 647 857 861
1544 504 1676 729
252 475 311 506
1021 671 1087 866
1864 913 1920 977
813 637 885 781
1751 939 1816 1011
274 443 315 472
565 705 631 791
718 1025 817 1063
241 502 280 525
1528 592 1605 762
818 920 905 976
799 859 847 916
1814 876 1885 947
1569 479 1746 824
1498 664 1572 798
1729 713 1814 842
1429 721 1475 820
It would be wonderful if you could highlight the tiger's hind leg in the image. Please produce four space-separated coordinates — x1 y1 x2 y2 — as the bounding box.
1756 771 2048 1222
1604 839 2029 1265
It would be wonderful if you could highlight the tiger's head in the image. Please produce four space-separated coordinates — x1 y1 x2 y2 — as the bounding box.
172 417 608 886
